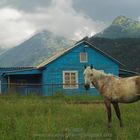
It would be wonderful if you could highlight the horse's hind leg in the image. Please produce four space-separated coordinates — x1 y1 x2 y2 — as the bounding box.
104 99 112 128
112 102 123 128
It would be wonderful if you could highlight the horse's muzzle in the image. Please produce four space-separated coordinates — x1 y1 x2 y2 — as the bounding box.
84 84 90 90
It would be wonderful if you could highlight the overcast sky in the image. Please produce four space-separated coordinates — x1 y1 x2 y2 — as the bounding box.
0 0 140 47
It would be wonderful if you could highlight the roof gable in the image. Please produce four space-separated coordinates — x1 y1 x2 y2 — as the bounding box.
84 41 124 66
37 41 83 68
37 40 123 68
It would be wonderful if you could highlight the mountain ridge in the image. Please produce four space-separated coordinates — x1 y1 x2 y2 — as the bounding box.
89 37 140 72
95 16 140 38
0 30 75 67
0 16 140 72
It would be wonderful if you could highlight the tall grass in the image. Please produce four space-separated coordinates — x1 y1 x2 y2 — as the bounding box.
0 95 139 140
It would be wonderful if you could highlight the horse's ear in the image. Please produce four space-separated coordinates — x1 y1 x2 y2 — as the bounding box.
84 65 87 69
90 65 93 69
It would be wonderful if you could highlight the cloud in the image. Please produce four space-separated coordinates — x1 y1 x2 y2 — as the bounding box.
0 0 106 47
26 0 105 40
0 7 35 47
137 17 140 21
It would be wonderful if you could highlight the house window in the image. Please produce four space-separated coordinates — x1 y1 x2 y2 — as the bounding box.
63 71 78 89
80 52 88 63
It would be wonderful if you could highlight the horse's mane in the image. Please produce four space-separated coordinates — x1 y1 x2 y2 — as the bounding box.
92 68 116 79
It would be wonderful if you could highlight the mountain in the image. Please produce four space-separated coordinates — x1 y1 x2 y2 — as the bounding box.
89 37 140 72
95 16 140 38
89 16 140 72
0 47 7 55
0 30 74 67
0 16 140 72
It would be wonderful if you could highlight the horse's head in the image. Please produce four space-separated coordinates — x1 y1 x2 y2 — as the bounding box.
83 65 94 90
83 65 107 90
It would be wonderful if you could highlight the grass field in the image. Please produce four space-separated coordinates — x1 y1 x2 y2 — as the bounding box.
0 94 140 140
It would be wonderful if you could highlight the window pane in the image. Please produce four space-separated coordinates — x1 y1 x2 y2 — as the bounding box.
65 80 70 87
71 80 77 87
71 73 76 80
80 53 87 62
65 73 70 80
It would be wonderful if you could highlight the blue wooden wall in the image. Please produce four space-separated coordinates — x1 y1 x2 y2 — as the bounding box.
0 42 119 95
41 42 119 96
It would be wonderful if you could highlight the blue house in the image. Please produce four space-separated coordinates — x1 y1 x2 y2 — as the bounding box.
0 40 122 95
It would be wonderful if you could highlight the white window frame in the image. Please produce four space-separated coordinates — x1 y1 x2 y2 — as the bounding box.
80 52 88 63
63 71 78 89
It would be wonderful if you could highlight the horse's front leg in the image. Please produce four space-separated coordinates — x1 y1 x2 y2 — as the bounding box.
112 102 123 128
104 99 112 128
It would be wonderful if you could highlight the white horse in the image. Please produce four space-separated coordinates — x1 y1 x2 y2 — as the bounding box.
84 65 140 128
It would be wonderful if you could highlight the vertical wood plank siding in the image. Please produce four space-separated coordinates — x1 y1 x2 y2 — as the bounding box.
42 42 119 95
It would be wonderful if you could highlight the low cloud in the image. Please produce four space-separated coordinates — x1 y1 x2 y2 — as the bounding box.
26 0 105 40
137 17 140 21
0 0 106 47
0 8 35 47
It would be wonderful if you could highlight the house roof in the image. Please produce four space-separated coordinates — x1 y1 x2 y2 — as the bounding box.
0 66 35 70
37 42 81 68
37 40 124 68
1 67 41 76
119 69 140 75
0 67 39 76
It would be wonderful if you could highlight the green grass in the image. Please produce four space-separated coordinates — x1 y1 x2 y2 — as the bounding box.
0 95 140 140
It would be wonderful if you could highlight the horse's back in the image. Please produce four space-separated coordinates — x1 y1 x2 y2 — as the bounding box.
136 76 140 85
135 76 140 93
103 76 140 103
117 76 140 102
